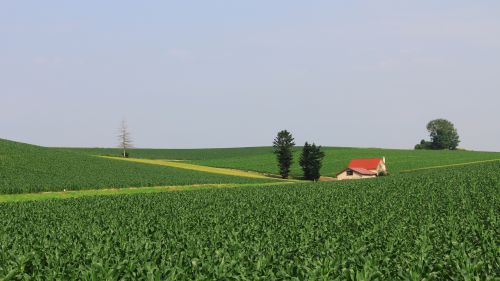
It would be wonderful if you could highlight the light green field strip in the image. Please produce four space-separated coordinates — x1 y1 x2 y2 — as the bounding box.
400 158 500 173
0 182 295 203
101 156 291 180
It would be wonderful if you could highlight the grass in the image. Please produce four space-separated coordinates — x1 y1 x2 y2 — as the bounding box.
399 158 500 173
1 161 498 279
0 139 278 194
62 146 274 160
102 156 279 179
0 182 296 203
66 146 500 176
4 137 500 195
192 147 500 176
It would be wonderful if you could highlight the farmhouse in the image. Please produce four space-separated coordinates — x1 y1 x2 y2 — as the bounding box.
336 158 387 180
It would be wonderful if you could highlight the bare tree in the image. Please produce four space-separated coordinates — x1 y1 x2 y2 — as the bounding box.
118 119 133 158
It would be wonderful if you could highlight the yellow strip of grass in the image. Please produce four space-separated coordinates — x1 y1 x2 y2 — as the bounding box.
101 156 279 180
400 158 500 173
0 182 295 203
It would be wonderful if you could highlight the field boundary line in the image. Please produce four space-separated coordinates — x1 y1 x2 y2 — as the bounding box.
400 158 500 173
0 182 295 203
100 156 299 181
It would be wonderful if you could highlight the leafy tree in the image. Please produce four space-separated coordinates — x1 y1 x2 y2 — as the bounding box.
273 130 295 178
426 119 460 150
299 142 325 181
415 119 460 150
414 139 432 150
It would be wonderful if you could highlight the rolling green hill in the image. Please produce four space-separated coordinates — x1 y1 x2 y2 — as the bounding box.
2 139 499 278
63 146 274 160
4 138 500 195
1 161 498 279
0 139 277 194
66 146 500 177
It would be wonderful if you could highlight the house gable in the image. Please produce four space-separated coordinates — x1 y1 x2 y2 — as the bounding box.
336 168 377 180
336 157 387 180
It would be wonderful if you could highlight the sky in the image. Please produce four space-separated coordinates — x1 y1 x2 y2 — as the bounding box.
1 1 499 151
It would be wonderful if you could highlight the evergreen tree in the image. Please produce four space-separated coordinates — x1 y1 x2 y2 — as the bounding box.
299 142 325 181
272 130 295 178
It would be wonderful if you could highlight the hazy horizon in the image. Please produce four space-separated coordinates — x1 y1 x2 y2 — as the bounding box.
3 134 499 153
1 1 499 151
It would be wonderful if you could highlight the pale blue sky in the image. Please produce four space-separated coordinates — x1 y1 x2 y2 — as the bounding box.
1 1 499 150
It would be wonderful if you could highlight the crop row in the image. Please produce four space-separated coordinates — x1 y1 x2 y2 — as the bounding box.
0 139 276 194
0 162 498 279
65 145 500 177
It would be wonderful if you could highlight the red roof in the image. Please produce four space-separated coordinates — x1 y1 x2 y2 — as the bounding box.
348 158 384 170
350 167 377 176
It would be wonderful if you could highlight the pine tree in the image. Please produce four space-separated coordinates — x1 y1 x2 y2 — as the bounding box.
273 130 295 178
299 142 325 181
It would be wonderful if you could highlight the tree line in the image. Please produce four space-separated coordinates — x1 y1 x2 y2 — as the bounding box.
273 130 325 181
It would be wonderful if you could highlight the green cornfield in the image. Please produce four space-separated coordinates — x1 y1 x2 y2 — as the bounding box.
1 161 498 280
0 139 277 194
67 145 500 177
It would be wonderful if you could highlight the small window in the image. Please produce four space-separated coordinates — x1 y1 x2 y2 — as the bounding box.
346 169 353 176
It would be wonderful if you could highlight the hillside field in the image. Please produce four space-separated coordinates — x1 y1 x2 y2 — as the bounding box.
1 138 499 279
2 138 499 196
0 139 278 194
67 146 500 176
1 161 498 279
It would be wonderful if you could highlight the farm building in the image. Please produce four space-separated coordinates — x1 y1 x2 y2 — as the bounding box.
336 157 387 180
